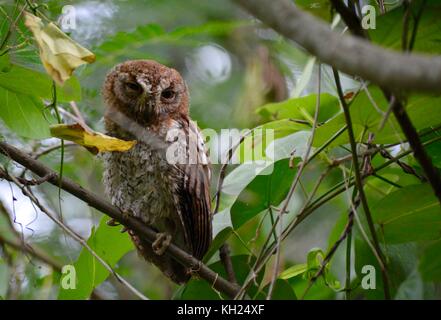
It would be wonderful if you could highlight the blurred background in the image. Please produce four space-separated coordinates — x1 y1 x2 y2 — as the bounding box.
1 0 439 300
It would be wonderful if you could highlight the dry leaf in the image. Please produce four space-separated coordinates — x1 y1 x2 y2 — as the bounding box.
24 12 95 85
50 123 136 154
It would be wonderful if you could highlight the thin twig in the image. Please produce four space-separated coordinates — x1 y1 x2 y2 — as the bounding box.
332 68 391 299
301 205 355 299
5 172 149 300
330 0 441 206
219 244 238 285
0 140 241 298
0 234 63 271
266 64 322 300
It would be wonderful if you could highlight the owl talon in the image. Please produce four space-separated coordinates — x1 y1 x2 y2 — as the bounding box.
120 226 128 233
152 232 172 256
106 218 120 226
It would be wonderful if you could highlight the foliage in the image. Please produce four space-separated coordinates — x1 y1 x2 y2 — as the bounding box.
0 0 440 301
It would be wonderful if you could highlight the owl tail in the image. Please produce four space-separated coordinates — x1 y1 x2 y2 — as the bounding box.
129 231 190 284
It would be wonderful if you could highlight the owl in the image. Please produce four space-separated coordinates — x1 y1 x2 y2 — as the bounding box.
102 60 212 284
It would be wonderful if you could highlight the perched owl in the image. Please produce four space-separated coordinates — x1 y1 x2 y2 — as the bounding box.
102 60 212 284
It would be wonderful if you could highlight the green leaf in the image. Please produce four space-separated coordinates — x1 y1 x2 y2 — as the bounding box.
203 226 233 263
419 240 441 282
0 260 9 299
370 1 441 54
230 159 297 229
354 238 418 299
0 87 51 138
257 93 340 124
234 120 309 163
58 216 133 300
371 184 441 244
287 273 336 300
256 279 297 300
0 63 81 102
303 248 340 290
327 210 349 251
179 255 264 299
395 268 426 299
313 86 441 147
279 263 307 280
425 132 441 168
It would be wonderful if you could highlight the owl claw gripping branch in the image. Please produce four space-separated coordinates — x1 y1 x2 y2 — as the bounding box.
102 60 212 284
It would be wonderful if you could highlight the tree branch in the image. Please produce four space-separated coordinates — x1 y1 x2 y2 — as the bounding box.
233 0 441 93
0 140 241 298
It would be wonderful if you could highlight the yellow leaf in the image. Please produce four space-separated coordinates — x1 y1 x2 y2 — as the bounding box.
50 123 136 154
24 12 95 85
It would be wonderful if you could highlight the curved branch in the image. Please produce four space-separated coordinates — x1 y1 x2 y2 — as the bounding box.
233 0 441 93
0 141 240 298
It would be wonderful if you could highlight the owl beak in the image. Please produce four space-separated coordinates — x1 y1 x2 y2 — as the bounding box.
138 81 151 99
136 80 154 115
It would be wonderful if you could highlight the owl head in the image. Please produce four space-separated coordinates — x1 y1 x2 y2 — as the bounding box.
103 60 189 124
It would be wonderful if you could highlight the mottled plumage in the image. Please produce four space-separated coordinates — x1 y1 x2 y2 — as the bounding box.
102 60 212 283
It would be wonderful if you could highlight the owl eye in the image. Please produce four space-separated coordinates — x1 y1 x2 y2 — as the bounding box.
125 82 141 92
161 88 176 101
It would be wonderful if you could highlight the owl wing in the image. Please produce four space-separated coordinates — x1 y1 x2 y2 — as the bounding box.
174 119 212 260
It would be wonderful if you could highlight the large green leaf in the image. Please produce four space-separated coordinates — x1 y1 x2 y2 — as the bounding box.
58 216 133 300
0 87 51 138
0 62 81 102
256 279 297 300
257 93 340 123
355 237 418 299
202 226 233 263
371 184 441 244
234 119 309 163
419 240 441 282
313 86 441 147
218 130 310 214
230 159 297 229
370 1 441 54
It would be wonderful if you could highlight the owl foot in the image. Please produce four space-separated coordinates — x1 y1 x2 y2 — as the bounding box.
152 232 172 256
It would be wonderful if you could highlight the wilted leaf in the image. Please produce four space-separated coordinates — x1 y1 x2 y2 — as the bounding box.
24 12 95 84
50 123 136 154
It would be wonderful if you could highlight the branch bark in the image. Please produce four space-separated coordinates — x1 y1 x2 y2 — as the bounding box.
233 0 441 93
0 141 241 298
